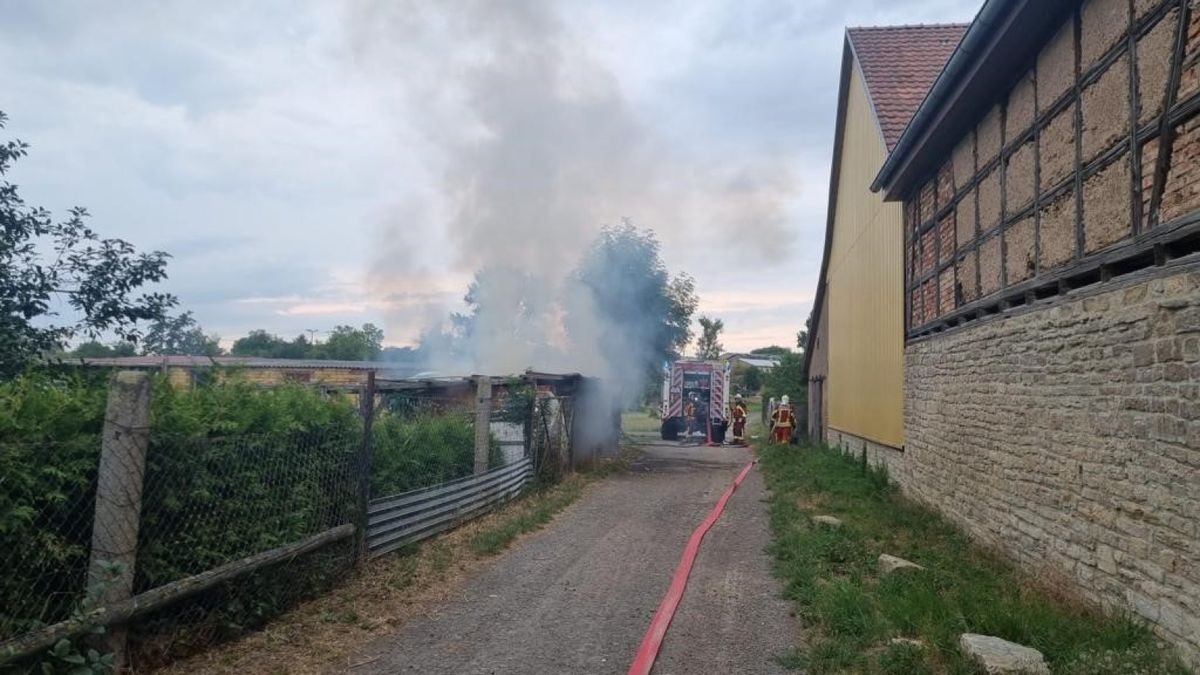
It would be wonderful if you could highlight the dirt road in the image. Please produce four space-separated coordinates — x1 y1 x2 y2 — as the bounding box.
348 435 799 674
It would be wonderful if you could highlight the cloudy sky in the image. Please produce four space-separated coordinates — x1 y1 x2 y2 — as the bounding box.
2 0 979 354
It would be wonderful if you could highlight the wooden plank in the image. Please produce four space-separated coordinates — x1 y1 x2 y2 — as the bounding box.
0 524 353 666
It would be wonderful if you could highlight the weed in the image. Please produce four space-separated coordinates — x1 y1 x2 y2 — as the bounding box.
468 479 585 556
758 443 1187 674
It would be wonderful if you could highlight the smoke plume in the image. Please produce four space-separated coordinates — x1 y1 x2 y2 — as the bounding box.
354 0 795 390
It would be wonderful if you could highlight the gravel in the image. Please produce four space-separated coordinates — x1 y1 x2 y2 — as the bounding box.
346 436 799 674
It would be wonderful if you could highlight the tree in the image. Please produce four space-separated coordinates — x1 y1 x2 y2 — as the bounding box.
320 324 384 361
731 361 763 394
142 311 223 356
231 330 312 358
796 315 812 352
763 351 806 407
0 111 175 377
568 223 699 402
695 315 724 359
67 340 137 358
750 345 791 357
741 364 763 392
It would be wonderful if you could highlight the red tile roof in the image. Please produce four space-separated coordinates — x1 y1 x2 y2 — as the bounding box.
847 24 968 151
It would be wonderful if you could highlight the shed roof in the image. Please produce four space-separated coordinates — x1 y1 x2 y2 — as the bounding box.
846 24 968 151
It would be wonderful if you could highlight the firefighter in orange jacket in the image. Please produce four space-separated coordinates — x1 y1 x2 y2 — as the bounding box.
729 394 748 445
683 394 698 443
770 394 796 443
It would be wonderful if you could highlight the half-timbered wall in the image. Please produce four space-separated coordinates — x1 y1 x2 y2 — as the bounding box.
905 0 1200 336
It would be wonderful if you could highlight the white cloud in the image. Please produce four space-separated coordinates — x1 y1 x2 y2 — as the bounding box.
1 0 981 351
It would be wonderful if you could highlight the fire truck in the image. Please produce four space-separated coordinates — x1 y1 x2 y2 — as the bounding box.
659 360 731 442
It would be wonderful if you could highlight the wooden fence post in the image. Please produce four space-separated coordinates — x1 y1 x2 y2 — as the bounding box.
88 371 152 671
473 376 492 475
357 371 376 566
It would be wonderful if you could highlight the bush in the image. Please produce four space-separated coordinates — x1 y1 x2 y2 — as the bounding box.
371 413 478 496
0 371 362 652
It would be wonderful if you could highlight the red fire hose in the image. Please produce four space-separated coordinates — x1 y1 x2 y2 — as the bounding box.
627 460 756 675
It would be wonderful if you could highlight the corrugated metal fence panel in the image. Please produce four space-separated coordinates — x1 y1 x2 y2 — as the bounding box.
366 457 533 558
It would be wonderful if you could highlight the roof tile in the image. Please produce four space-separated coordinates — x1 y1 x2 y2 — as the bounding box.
847 24 968 151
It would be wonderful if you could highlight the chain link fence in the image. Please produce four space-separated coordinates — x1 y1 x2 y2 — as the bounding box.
1 438 102 645
1 372 599 672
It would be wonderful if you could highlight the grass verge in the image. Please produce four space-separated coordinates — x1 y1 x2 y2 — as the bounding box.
759 443 1189 675
153 460 620 674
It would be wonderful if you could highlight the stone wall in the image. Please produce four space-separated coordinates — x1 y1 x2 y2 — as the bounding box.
903 265 1200 664
827 427 908 485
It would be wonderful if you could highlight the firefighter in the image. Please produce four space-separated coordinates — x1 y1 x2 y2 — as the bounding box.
683 394 698 444
729 394 748 445
770 394 796 444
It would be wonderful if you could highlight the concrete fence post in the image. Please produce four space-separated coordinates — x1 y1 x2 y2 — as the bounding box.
473 376 492 475
88 371 152 671
357 371 377 566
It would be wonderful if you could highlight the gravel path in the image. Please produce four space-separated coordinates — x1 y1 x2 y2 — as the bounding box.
346 435 799 674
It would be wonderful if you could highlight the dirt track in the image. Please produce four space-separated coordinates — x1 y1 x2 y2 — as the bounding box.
346 434 799 674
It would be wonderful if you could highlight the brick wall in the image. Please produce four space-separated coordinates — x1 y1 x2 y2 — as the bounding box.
902 266 1200 664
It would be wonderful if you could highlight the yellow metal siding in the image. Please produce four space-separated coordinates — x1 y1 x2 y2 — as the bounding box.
825 63 905 448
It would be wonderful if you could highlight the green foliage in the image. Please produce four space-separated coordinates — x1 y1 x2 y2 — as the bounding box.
750 345 791 357
731 362 763 394
468 479 584 555
66 341 138 358
321 324 383 361
763 351 806 406
758 443 1189 674
0 373 361 647
496 381 536 424
141 311 222 356
2 370 501 667
695 315 724 359
230 329 313 359
370 412 480 496
0 111 175 378
230 324 383 361
570 222 698 399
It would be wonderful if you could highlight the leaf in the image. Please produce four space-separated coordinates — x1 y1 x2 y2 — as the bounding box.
61 653 87 664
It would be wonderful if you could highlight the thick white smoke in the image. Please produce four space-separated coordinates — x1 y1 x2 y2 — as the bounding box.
353 0 795 388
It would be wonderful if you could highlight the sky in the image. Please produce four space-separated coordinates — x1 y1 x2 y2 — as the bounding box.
1 0 981 355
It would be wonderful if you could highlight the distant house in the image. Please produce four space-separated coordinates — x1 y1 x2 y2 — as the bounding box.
722 353 781 370
805 24 966 449
75 355 419 388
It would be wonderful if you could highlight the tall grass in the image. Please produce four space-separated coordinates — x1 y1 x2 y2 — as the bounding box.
759 443 1190 674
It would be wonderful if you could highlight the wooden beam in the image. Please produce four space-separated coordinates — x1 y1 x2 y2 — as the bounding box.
0 524 353 666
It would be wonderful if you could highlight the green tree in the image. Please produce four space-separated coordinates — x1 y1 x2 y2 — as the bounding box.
750 345 791 357
695 315 724 359
319 324 384 361
142 311 223 356
67 340 137 358
231 330 313 358
0 111 175 377
568 223 698 401
796 315 812 352
741 364 763 393
731 361 763 394
763 351 806 406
